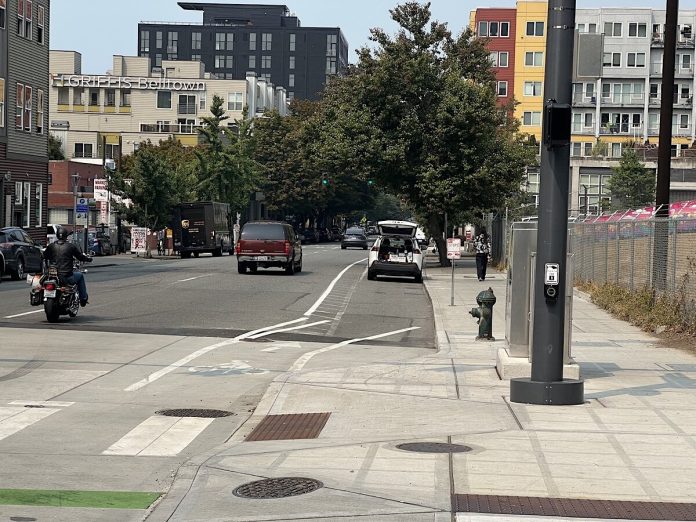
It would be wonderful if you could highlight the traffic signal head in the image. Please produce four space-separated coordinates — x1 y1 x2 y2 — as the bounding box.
322 177 329 186
367 179 374 186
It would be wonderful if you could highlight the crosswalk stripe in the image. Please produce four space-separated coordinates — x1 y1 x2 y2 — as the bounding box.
103 415 214 456
0 407 61 442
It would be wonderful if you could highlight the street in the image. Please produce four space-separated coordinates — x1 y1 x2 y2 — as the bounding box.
0 244 434 521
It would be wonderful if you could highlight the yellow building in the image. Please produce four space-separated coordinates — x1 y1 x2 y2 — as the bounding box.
514 1 548 141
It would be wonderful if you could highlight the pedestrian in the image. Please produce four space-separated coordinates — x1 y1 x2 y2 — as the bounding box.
475 229 491 281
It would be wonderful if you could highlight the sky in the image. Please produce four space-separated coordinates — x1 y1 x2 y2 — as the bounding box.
51 0 675 74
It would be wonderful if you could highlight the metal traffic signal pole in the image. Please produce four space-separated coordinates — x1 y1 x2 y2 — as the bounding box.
510 0 584 405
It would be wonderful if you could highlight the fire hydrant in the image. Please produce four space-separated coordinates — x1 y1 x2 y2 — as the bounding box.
469 288 496 341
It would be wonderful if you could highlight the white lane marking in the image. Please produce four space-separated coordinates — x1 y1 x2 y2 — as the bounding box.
304 258 367 317
174 274 211 283
9 400 74 407
4 310 44 319
289 327 420 372
0 407 61 442
247 320 330 339
102 415 214 456
262 341 303 353
124 317 308 392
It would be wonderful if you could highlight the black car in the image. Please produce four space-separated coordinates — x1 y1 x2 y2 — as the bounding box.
0 227 43 280
341 227 368 250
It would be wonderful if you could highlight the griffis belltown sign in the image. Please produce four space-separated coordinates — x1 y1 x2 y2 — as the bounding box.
52 74 206 91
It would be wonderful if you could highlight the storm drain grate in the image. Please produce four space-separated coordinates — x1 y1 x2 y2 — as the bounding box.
155 409 234 418
453 494 696 520
245 412 331 441
397 442 472 453
233 477 323 499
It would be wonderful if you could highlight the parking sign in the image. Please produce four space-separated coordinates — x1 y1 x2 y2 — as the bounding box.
447 238 461 260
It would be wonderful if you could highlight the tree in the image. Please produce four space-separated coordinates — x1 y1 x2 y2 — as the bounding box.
313 2 533 265
49 134 65 160
607 148 655 210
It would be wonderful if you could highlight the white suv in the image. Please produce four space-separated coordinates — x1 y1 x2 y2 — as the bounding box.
367 220 423 283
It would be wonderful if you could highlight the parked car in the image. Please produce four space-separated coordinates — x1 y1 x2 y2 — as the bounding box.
317 228 330 243
88 232 113 256
0 227 44 280
341 227 368 250
302 228 319 244
366 225 379 236
236 221 303 275
367 220 423 283
330 226 342 241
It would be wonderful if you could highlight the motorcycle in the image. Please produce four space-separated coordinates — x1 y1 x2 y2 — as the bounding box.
28 261 86 323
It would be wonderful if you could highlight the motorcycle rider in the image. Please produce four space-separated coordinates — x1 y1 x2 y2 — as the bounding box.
42 226 92 306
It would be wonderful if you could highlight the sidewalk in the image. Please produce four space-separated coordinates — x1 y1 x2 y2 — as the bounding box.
149 257 696 521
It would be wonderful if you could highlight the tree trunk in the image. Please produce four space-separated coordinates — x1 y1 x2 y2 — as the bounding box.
428 214 450 267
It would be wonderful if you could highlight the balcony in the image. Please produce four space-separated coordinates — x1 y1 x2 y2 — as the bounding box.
177 103 197 115
600 93 645 106
139 123 199 134
600 124 644 136
652 62 695 76
572 94 596 106
651 33 664 46
572 124 596 135
677 37 695 49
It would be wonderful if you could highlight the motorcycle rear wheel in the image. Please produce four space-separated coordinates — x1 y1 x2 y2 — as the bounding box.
44 299 60 323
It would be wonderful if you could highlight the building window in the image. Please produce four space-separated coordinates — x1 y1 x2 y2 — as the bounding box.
199 92 206 110
602 52 621 67
178 94 196 114
327 34 337 56
226 55 233 69
249 32 256 50
290 33 296 51
627 52 645 67
249 55 256 68
215 55 225 68
227 92 243 111
478 21 488 37
227 33 234 51
57 86 69 105
524 81 542 96
216 33 225 51
288 91 294 100
522 111 541 126
580 172 612 213
497 81 507 97
74 143 93 158
154 53 162 67
0 0 5 30
261 55 271 69
0 78 4 127
121 89 131 107
498 51 509 67
35 182 42 227
15 83 23 130
262 32 272 51
37 5 44 44
326 57 337 74
167 31 178 53
525 51 543 66
105 89 116 107
289 74 295 88
489 21 499 37
35 89 43 133
603 22 622 37
289 56 295 70
89 88 99 106
24 0 32 39
192 31 201 50
157 91 172 109
17 0 24 37
260 73 271 82
23 182 31 227
628 23 647 37
140 30 150 53
500 21 510 37
156 31 162 48
526 21 544 36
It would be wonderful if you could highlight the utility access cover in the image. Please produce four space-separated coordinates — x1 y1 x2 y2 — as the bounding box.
155 409 234 418
396 442 472 453
233 477 323 499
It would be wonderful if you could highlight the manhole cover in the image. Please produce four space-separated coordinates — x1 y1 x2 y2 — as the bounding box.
155 408 234 418
233 477 323 499
396 442 472 453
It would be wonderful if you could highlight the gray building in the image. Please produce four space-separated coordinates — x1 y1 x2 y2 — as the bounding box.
138 2 349 101
0 0 50 241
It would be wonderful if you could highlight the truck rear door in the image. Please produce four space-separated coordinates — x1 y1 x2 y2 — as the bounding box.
181 206 207 249
239 224 287 256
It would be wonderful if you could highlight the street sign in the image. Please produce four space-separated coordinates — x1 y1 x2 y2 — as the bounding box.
446 238 461 260
131 227 147 254
76 197 89 213
545 263 559 285
93 179 108 202
99 203 108 225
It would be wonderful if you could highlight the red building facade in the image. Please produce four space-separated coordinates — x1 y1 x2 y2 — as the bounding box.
472 8 517 108
48 160 105 231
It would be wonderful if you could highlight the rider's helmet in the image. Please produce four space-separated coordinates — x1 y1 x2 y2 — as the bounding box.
56 226 69 241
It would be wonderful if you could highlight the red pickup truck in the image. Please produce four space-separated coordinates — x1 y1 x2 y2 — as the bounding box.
236 221 303 275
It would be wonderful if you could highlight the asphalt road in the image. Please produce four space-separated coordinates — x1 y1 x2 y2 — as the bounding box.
0 242 435 521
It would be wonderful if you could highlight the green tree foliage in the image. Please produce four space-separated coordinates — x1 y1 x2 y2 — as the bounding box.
607 148 655 210
196 95 259 213
314 2 534 264
48 134 65 160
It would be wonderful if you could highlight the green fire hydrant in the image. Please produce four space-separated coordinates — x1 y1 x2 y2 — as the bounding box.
469 288 496 341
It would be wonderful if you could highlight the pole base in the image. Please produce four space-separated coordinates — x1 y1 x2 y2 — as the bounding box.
510 378 584 405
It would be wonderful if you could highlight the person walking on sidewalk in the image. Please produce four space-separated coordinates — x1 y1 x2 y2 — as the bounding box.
475 229 491 281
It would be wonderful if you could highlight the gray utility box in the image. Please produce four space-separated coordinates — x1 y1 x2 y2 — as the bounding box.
505 221 573 363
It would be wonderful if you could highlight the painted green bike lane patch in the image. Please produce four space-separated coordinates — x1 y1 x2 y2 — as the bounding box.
0 489 161 509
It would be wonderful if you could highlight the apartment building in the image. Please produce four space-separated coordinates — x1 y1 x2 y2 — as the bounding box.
0 0 50 242
138 2 349 101
49 51 288 161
